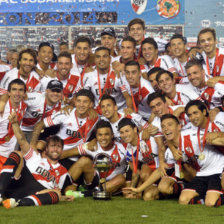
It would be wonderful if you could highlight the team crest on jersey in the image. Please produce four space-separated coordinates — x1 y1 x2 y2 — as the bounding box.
204 92 209 100
112 154 119 161
140 141 148 153
68 85 73 92
185 146 192 154
110 78 114 86
131 0 148 15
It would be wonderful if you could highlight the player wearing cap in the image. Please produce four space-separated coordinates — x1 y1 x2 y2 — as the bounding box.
0 79 27 171
100 27 118 57
20 79 63 143
0 48 41 92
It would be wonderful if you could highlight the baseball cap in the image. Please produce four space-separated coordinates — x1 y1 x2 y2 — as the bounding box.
101 28 116 38
47 80 63 91
38 42 54 52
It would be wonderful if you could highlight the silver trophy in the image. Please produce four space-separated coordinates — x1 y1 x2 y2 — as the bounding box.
93 153 113 200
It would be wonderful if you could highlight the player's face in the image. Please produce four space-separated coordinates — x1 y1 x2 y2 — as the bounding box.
8 84 26 105
142 43 158 63
187 65 205 88
158 73 175 95
11 52 19 68
45 140 63 162
75 96 93 117
119 125 137 144
198 32 216 55
95 50 111 72
149 97 167 118
125 65 140 87
19 53 35 76
129 24 145 44
96 127 113 149
59 44 69 53
74 42 90 64
101 35 116 50
46 89 62 105
148 72 160 92
100 99 117 120
121 41 135 61
170 38 186 58
161 118 180 141
38 46 53 64
57 56 73 78
186 105 207 127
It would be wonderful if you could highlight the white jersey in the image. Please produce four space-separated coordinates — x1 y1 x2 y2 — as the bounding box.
40 73 80 99
44 108 99 152
0 68 41 92
0 64 11 81
101 111 148 141
167 84 199 106
0 100 27 157
124 76 154 119
82 68 127 110
78 141 126 181
173 57 188 77
24 148 72 190
22 92 61 132
186 81 224 109
145 55 177 74
202 48 224 77
180 127 224 176
125 132 159 169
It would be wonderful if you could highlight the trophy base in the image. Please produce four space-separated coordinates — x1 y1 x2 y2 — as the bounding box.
93 191 111 200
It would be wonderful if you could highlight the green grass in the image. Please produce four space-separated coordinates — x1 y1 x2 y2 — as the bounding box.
0 197 223 224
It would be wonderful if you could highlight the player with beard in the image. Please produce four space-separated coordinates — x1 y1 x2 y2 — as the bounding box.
0 48 41 92
0 113 74 208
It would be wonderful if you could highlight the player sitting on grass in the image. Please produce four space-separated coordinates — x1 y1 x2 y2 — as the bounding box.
60 120 127 196
0 112 75 209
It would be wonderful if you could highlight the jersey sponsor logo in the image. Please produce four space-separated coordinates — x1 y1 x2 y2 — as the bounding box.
95 87 117 96
66 129 82 138
36 166 56 184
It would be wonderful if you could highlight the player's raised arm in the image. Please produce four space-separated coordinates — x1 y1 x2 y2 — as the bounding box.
8 111 30 154
30 120 45 148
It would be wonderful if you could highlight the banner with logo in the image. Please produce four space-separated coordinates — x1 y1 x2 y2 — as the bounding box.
0 0 184 26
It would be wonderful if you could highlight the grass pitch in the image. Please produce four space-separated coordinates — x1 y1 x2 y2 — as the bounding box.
0 197 223 224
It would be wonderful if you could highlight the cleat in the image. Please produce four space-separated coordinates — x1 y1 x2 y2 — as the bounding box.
3 198 19 209
65 190 84 198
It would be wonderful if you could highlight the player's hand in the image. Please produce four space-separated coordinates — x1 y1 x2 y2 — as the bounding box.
159 162 168 177
61 105 73 115
45 69 57 78
206 77 220 88
205 132 218 145
172 149 183 161
138 57 146 65
35 68 45 78
173 107 185 118
8 111 18 124
123 107 133 116
86 138 97 151
85 67 94 73
88 108 98 120
209 108 219 122
60 195 75 201
165 96 174 106
0 101 5 117
142 124 158 140
122 187 140 194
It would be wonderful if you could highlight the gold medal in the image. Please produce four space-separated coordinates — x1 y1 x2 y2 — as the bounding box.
180 171 184 179
5 135 10 142
198 153 205 161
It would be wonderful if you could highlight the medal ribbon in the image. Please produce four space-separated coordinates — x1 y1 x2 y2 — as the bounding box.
170 92 183 105
47 159 60 186
74 110 89 142
18 71 31 91
131 137 140 174
130 79 141 113
75 56 87 87
206 48 222 76
197 118 210 154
